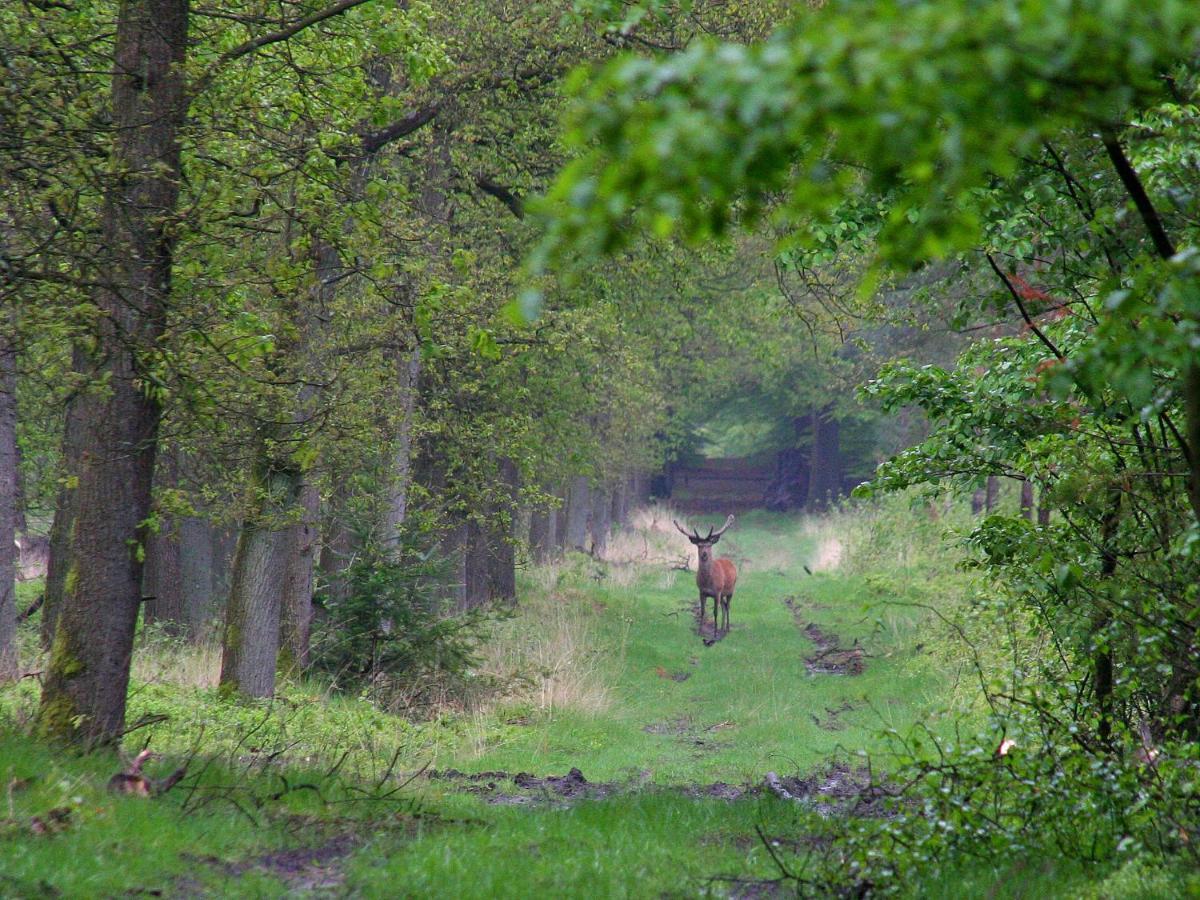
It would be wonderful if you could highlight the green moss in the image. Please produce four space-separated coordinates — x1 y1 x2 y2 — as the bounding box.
47 624 84 678
63 562 79 599
35 692 80 741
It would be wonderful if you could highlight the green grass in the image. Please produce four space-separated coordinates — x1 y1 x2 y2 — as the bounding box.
4 503 1182 897
446 511 957 784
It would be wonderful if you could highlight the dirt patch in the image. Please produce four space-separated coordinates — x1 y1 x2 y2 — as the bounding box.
681 781 747 801
802 625 864 676
426 767 619 806
655 666 691 682
692 602 729 645
190 834 357 893
764 763 894 818
644 717 735 754
782 598 866 676
644 716 693 736
811 700 857 731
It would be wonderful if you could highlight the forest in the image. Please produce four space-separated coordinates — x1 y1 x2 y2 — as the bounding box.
2 0 1200 896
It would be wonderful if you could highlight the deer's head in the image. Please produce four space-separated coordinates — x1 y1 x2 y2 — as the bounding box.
673 515 735 567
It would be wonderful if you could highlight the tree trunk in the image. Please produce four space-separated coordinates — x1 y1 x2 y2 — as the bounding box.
611 478 629 529
462 519 490 610
805 407 841 511
319 481 356 607
984 475 999 513
279 481 320 678
565 476 591 551
971 487 985 515
1020 480 1034 521
37 0 189 744
1037 487 1051 526
0 322 18 680
41 365 86 651
178 515 217 639
528 506 556 564
219 463 302 698
143 523 185 635
486 458 519 604
590 486 611 559
143 449 185 634
381 346 421 555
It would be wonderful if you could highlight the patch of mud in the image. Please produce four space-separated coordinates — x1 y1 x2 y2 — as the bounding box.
655 666 691 682
764 763 894 818
644 717 735 754
811 700 857 731
644 716 692 736
692 602 729 645
782 598 867 676
426 767 618 806
190 834 356 893
681 781 747 801
802 624 864 676
781 594 829 611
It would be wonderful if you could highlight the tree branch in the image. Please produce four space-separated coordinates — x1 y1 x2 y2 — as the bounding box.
473 175 524 219
985 254 1065 361
1101 130 1176 260
192 0 376 96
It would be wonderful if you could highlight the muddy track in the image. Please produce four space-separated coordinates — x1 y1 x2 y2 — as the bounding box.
185 833 358 894
691 601 730 645
782 596 866 676
422 763 894 816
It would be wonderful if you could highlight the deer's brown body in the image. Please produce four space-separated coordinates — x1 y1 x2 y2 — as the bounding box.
675 515 738 635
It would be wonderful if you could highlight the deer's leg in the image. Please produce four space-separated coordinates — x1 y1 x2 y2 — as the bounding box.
698 593 707 628
724 594 732 632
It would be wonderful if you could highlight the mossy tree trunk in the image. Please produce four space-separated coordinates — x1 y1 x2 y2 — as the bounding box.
279 481 319 677
220 462 302 698
0 321 18 681
37 0 189 744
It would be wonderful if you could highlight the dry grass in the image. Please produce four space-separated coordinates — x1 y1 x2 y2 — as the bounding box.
602 502 696 570
130 629 221 689
471 589 626 717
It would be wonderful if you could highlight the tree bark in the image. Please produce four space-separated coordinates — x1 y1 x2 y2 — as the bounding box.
805 407 841 511
565 476 591 551
37 0 189 744
985 475 999 513
528 506 556 564
178 515 217 638
142 449 186 634
1037 487 1051 526
41 364 86 651
1020 480 1034 522
219 463 302 698
279 481 320 677
461 519 489 610
486 457 519 604
381 345 421 556
611 478 629 530
0 321 19 680
590 486 611 559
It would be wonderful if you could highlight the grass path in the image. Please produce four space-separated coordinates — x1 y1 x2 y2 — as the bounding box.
448 511 946 785
0 510 969 897
349 511 960 897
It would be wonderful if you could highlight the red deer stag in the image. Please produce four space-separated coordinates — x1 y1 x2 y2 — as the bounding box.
674 515 737 635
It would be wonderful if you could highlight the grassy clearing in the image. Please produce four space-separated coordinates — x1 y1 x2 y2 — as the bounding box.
0 499 1056 897
442 506 966 785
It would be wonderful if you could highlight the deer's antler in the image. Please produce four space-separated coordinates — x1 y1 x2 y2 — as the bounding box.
673 519 698 541
709 514 735 540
